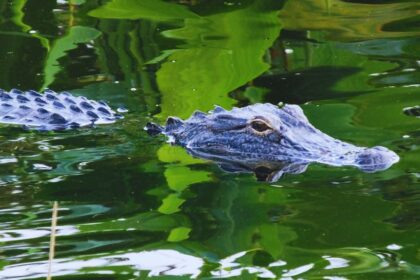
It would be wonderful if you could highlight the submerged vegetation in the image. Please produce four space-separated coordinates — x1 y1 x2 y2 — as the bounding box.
0 0 419 278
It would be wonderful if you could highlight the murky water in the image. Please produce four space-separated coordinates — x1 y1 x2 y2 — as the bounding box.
0 0 419 279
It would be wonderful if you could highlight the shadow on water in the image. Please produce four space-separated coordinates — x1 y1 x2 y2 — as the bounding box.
0 0 419 279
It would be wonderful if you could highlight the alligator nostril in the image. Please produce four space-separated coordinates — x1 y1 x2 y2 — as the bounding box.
355 146 399 172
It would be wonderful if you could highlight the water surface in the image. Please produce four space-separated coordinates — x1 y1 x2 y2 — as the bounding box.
0 0 419 279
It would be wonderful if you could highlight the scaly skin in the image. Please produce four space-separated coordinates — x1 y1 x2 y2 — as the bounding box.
0 89 121 130
145 103 399 181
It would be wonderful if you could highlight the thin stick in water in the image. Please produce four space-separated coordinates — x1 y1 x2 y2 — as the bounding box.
47 201 58 280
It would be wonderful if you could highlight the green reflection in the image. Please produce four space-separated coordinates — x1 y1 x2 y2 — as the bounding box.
42 26 102 89
0 0 419 279
280 0 420 41
91 0 282 118
89 0 200 21
157 1 282 118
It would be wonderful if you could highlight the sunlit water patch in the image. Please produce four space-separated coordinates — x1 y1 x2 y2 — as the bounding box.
0 246 418 279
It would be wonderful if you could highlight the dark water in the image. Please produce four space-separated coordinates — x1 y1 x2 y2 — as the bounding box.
0 0 419 279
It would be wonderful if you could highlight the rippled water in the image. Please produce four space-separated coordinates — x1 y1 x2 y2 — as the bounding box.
0 0 419 279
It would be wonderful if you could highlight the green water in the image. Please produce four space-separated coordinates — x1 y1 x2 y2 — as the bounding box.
0 0 419 279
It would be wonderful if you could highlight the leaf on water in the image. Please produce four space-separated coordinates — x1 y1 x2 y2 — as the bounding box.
88 0 200 21
42 26 102 89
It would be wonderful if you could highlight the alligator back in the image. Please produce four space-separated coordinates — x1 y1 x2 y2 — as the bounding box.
0 89 121 131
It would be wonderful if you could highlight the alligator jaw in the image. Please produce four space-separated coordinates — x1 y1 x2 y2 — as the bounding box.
302 140 400 173
280 133 400 173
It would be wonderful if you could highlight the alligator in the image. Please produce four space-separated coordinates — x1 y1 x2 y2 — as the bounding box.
0 89 399 182
145 103 399 182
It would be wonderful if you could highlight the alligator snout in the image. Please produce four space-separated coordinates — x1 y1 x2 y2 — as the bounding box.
355 146 399 172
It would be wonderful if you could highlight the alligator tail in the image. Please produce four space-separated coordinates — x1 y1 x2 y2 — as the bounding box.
0 89 122 131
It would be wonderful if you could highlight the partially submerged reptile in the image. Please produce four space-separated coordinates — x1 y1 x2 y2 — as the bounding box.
0 89 399 181
145 103 399 181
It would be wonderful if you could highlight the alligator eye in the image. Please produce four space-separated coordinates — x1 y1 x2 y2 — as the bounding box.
250 120 272 133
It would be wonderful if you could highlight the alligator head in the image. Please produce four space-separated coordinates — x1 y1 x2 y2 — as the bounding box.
145 103 399 182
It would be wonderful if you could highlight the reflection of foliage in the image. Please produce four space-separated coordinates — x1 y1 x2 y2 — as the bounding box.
157 145 211 214
90 0 283 118
168 226 192 242
342 38 420 89
383 14 420 32
42 26 102 89
279 0 420 41
0 0 50 89
185 179 296 259
9 0 50 49
264 32 419 142
89 5 289 260
70 0 86 5
89 0 199 21
1 1 420 279
157 1 282 118
79 211 190 233
90 19 162 111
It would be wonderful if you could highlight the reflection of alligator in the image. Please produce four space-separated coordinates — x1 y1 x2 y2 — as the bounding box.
0 89 121 130
146 103 399 182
